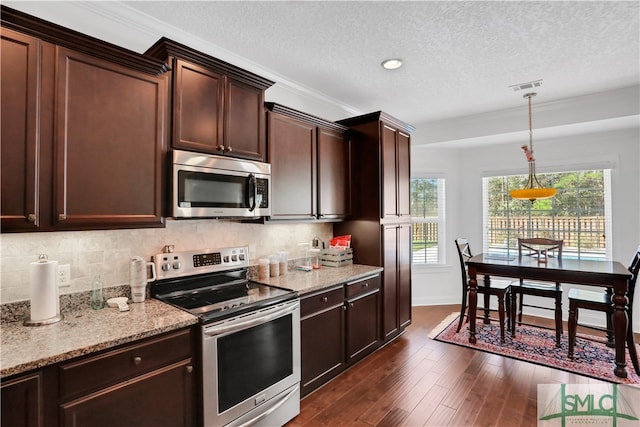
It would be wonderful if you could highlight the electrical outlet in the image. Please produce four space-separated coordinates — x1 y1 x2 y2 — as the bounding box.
58 264 71 288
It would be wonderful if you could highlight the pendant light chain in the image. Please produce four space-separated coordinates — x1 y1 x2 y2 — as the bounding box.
527 93 533 155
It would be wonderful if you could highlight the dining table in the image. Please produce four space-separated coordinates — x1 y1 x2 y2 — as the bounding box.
465 253 633 378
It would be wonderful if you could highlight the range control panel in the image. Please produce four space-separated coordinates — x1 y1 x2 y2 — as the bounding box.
152 246 249 280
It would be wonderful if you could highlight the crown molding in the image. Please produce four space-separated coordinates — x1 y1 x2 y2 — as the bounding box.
2 0 363 119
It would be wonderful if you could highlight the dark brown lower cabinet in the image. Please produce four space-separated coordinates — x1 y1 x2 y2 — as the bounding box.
0 327 197 427
300 274 381 397
346 275 381 363
300 286 345 397
382 223 412 340
1 372 44 427
60 360 194 427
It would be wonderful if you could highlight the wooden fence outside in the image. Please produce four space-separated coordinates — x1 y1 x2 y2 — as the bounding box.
412 216 606 251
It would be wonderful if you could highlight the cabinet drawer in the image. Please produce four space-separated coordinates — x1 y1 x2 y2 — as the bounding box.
301 286 344 317
59 328 192 401
346 275 380 299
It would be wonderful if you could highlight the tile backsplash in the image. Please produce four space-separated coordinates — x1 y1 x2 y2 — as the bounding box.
0 219 333 304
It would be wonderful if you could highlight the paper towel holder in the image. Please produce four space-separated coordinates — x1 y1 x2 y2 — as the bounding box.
24 254 64 327
24 313 63 327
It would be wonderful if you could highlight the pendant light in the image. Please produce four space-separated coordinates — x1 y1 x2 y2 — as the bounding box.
509 92 557 202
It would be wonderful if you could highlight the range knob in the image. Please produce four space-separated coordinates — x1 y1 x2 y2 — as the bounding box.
162 263 171 272
173 261 182 270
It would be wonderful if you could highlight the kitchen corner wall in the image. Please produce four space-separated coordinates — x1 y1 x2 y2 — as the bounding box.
0 220 333 304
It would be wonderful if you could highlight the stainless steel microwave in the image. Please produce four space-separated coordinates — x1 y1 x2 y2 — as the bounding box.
171 150 271 219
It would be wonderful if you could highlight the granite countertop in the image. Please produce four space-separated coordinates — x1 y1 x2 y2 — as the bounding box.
0 299 197 379
1 264 382 379
255 264 383 295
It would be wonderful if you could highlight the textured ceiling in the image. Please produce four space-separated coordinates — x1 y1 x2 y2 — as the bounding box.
119 1 640 125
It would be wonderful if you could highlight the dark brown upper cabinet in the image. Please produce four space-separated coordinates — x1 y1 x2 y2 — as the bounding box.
145 38 274 161
1 27 40 231
265 103 351 221
337 112 413 221
1 7 167 232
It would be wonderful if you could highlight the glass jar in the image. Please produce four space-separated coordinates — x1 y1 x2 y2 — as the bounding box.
91 275 104 310
310 248 321 269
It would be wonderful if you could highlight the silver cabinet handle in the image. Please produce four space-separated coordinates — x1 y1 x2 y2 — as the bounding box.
28 213 36 223
58 214 67 221
186 365 193 373
133 356 142 365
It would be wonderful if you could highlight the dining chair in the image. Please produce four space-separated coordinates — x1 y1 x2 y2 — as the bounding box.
567 245 640 375
511 237 564 347
455 238 511 342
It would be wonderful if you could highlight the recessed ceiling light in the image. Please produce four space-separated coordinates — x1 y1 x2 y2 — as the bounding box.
381 59 403 70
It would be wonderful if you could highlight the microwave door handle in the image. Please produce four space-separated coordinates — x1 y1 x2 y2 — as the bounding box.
247 173 257 212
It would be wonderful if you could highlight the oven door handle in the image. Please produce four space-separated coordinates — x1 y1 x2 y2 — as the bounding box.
203 302 298 337
234 384 300 427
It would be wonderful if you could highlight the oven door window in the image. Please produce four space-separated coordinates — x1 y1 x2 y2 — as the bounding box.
178 170 249 208
217 314 293 413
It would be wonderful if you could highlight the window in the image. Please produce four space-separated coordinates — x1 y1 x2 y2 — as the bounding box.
483 169 611 260
411 178 445 264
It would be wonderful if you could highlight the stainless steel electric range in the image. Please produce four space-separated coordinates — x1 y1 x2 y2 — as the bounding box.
150 246 300 427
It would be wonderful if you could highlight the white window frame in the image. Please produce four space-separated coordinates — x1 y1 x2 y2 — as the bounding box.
482 169 612 260
410 177 446 266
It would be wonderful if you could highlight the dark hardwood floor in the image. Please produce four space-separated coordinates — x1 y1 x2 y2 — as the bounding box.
286 304 635 427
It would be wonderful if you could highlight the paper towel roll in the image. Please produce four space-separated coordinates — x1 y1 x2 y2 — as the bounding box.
29 257 60 322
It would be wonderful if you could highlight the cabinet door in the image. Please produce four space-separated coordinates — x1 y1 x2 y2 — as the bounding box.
398 224 412 328
397 131 411 217
54 47 165 229
346 290 380 362
382 224 399 339
225 78 266 161
267 112 316 219
0 29 40 231
381 124 411 219
381 124 398 219
317 128 351 219
1 372 43 427
173 59 224 154
60 360 195 427
300 303 345 397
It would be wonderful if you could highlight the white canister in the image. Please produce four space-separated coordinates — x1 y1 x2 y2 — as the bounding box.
278 251 288 276
129 256 156 303
269 255 280 277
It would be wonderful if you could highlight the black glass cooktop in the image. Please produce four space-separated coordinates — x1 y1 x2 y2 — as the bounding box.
153 272 296 323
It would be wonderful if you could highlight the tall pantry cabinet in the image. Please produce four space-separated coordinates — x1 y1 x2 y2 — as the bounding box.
335 112 414 342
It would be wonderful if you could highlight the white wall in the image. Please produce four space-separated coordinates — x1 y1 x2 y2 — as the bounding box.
411 126 640 333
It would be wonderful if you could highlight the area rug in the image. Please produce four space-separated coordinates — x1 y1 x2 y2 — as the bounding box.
429 313 640 385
